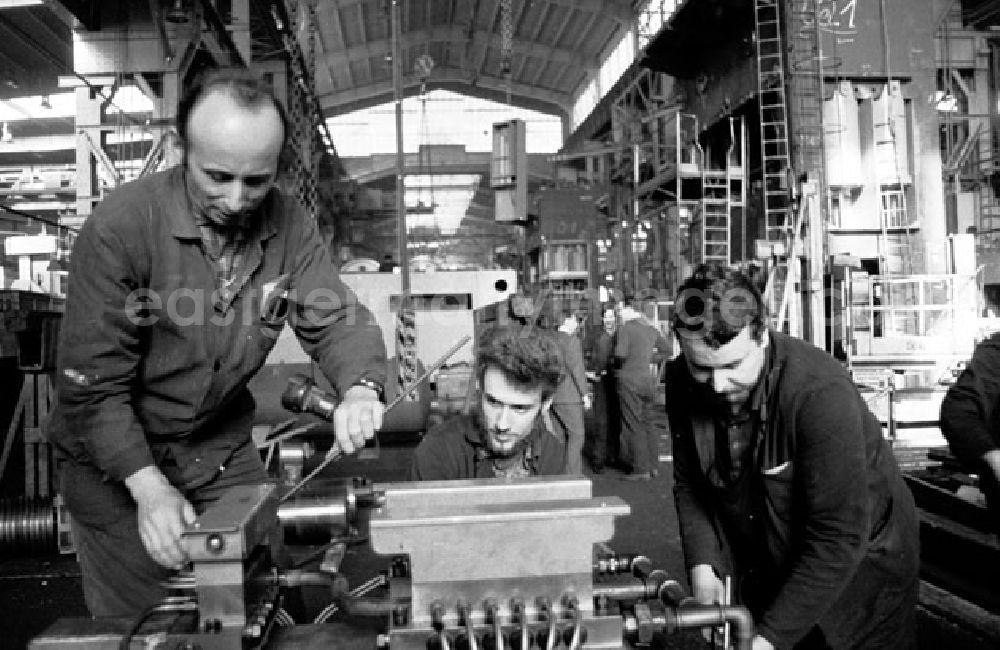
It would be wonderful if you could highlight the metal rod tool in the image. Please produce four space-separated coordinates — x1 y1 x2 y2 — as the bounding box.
279 335 472 503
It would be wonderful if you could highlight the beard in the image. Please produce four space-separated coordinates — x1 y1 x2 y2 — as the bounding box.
473 406 532 458
690 381 737 412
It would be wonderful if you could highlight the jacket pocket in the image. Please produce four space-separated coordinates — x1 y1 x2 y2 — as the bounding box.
760 460 795 552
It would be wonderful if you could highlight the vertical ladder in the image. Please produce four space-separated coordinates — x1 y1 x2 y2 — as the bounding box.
754 0 793 330
754 0 792 242
728 116 748 262
702 169 731 265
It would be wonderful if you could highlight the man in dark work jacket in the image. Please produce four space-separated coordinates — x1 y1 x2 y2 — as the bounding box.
667 264 918 650
409 324 567 480
940 331 1000 533
614 297 669 479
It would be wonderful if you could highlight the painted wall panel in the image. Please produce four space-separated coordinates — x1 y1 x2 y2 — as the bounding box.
823 81 864 187
788 0 935 78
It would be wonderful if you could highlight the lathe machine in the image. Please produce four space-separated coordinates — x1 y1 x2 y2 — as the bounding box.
29 475 752 650
30 373 752 649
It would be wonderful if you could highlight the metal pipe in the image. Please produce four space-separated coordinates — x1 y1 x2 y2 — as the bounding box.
277 569 347 592
488 602 502 650
277 494 351 543
539 598 557 650
511 599 529 650
592 571 667 601
668 603 754 650
566 597 583 650
459 601 479 650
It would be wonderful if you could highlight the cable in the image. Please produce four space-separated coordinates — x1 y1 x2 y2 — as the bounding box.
313 573 387 624
117 598 197 650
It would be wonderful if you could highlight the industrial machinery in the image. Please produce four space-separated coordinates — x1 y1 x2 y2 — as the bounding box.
30 378 754 650
30 476 753 650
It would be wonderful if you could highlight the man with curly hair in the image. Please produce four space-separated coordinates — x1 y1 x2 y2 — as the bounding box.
409 323 567 480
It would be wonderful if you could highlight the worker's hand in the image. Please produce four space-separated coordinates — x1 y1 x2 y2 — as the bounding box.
690 563 725 604
124 465 196 570
690 564 727 644
334 384 385 454
984 449 1000 483
752 635 775 650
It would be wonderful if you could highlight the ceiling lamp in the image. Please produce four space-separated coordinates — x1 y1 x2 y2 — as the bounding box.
165 0 190 24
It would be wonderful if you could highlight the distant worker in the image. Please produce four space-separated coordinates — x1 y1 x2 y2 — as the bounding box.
379 253 399 272
667 264 919 650
940 332 1000 534
45 68 387 619
548 311 590 475
409 324 567 480
614 296 670 480
585 306 620 473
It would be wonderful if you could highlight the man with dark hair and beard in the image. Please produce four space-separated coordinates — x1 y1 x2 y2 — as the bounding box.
409 324 567 480
665 264 918 650
46 67 387 619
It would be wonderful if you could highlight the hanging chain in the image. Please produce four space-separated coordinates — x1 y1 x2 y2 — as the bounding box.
500 0 513 104
280 0 323 220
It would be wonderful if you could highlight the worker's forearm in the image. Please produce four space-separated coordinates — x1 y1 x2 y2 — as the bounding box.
983 449 1000 480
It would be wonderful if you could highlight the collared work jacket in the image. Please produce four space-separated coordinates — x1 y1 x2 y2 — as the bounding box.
666 330 919 649
408 413 567 480
46 166 386 485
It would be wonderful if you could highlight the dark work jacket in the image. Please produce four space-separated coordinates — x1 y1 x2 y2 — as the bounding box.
940 331 1000 469
46 166 387 487
667 330 919 649
940 332 1000 527
615 318 669 393
552 330 587 405
408 413 567 480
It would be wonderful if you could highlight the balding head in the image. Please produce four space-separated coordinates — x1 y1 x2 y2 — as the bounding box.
178 70 287 229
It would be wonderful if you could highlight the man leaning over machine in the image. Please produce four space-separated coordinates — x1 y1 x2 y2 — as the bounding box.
665 264 919 650
45 67 387 619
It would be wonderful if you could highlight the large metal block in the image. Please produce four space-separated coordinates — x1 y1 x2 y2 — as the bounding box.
370 477 629 627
